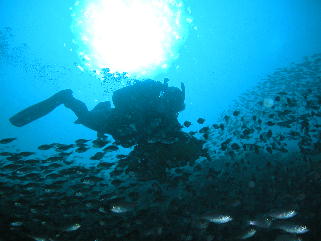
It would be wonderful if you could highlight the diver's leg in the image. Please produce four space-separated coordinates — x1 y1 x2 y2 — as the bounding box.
9 89 89 127
62 94 89 120
9 90 72 127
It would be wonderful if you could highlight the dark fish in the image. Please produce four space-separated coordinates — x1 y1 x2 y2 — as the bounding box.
110 169 123 176
221 143 228 151
279 147 288 153
46 156 64 162
231 143 240 150
212 124 219 129
3 163 21 170
6 154 22 161
75 147 89 153
38 144 54 150
233 110 240 116
111 179 123 186
75 139 90 144
277 121 293 128
199 127 209 133
266 130 273 138
18 151 35 157
24 159 39 164
55 144 74 152
103 145 119 152
47 163 63 169
203 133 209 140
197 118 205 124
97 162 115 169
90 152 105 160
116 154 127 159
183 121 192 127
0 137 16 144
266 147 273 154
92 139 109 148
45 173 61 179
266 121 275 126
0 151 11 156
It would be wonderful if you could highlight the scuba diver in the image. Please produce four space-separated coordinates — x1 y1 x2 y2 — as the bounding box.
9 79 186 147
10 78 207 181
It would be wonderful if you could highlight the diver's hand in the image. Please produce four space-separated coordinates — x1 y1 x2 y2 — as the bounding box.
180 82 185 92
181 82 185 99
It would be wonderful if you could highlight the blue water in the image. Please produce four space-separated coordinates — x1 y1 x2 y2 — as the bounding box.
1 0 320 149
1 0 321 240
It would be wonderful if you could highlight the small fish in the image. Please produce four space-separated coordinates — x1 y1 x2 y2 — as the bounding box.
10 221 23 227
248 216 272 228
268 210 297 219
75 139 90 144
183 121 192 127
97 162 115 169
55 144 74 152
116 154 127 159
90 152 105 160
64 223 81 232
0 137 16 144
197 118 205 124
199 127 210 133
202 214 233 224
275 223 309 234
92 139 109 148
103 145 119 152
37 144 54 150
239 228 256 239
111 179 123 186
110 201 133 214
75 147 89 153
233 110 240 116
110 205 130 214
18 151 35 157
231 143 240 150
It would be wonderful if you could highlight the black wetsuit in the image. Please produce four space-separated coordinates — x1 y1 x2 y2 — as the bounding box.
101 79 185 147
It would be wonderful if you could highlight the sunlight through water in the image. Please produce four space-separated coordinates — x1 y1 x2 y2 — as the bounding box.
70 0 193 79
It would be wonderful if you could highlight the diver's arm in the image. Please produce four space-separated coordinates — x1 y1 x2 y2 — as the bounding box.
74 102 113 134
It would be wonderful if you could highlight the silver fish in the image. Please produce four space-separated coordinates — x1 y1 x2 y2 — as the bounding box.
248 216 272 228
202 214 233 224
239 228 256 239
64 223 81 232
269 209 297 219
276 223 309 234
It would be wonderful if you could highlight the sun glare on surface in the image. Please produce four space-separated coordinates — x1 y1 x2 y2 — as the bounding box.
70 0 192 79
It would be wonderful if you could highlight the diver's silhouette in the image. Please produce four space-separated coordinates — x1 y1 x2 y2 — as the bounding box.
9 79 185 147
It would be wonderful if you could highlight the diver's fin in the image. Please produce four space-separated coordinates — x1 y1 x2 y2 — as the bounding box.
9 90 72 127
